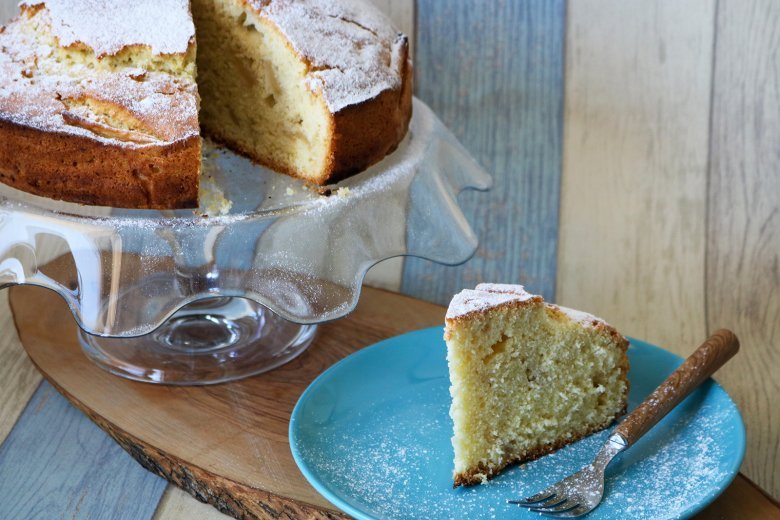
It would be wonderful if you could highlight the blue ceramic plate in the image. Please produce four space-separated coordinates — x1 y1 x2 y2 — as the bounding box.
290 327 745 520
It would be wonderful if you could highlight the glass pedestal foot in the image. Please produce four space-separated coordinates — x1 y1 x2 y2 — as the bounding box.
78 297 317 385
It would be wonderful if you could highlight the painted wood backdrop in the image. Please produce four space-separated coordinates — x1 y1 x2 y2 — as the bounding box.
0 0 778 517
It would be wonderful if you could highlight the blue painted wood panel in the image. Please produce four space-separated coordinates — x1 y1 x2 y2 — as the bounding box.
0 382 167 519
402 0 566 303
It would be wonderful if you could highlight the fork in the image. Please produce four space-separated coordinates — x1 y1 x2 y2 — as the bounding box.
508 329 740 518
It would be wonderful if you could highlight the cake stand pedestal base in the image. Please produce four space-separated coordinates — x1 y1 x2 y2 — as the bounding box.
79 297 317 385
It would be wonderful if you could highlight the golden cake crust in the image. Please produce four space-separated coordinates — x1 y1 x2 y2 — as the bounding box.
317 37 412 184
0 1 201 209
0 119 200 208
452 408 627 487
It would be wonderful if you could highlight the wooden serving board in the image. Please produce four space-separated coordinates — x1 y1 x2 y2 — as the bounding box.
9 285 780 519
8 285 444 519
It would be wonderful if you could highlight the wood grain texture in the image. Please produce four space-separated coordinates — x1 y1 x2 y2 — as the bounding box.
615 330 739 445
401 0 565 304
155 487 231 520
0 0 15 24
707 0 780 498
557 0 713 351
0 380 168 519
0 294 42 444
45 374 345 520
698 474 780 519
10 285 445 519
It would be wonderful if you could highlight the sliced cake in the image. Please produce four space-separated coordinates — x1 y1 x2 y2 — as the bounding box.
0 0 412 208
0 0 201 209
192 0 412 185
445 283 629 487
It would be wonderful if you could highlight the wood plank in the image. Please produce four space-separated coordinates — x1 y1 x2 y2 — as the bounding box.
401 0 565 304
155 487 230 520
697 474 780 519
557 0 713 352
707 0 780 499
0 0 16 24
10 285 445 519
0 294 42 444
0 380 168 519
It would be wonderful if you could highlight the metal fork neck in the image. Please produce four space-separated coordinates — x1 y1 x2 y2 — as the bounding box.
593 433 629 469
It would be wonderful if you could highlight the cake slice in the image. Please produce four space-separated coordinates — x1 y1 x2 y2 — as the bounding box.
0 0 201 209
445 283 629 487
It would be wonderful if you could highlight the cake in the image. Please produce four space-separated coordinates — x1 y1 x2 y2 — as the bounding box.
0 1 201 209
0 0 412 209
193 0 412 186
444 283 629 487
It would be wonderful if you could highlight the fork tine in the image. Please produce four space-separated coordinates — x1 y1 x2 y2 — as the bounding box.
530 499 579 514
507 488 557 505
531 496 569 509
538 504 593 518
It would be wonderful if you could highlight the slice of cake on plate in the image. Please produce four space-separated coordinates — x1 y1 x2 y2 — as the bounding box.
445 283 629 487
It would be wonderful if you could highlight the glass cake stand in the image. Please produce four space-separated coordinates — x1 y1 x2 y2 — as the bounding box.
0 99 491 384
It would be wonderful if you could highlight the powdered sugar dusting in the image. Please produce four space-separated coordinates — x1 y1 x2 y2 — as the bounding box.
248 0 407 112
446 289 525 320
601 404 733 517
22 0 194 57
555 305 604 328
447 283 613 331
294 336 741 519
476 282 536 299
0 4 198 147
446 284 539 320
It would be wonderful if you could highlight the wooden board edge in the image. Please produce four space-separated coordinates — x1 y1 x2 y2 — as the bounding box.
31 368 346 520
740 473 780 509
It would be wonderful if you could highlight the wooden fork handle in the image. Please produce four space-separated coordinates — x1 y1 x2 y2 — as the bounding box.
614 329 739 446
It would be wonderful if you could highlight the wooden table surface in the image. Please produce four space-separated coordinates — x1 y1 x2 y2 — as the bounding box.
1 0 779 518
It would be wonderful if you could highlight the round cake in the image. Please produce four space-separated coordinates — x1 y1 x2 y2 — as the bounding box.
0 0 412 209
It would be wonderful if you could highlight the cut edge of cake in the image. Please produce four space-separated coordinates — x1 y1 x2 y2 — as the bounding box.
192 0 412 187
0 0 413 209
445 283 630 487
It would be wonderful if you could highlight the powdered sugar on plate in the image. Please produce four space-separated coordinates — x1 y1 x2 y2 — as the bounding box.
290 330 745 520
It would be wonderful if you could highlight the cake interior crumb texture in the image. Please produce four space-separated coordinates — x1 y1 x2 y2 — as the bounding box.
445 285 629 487
193 0 331 184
